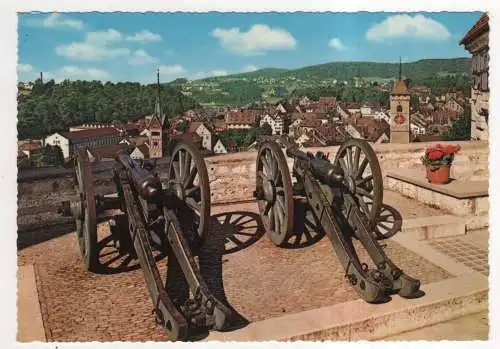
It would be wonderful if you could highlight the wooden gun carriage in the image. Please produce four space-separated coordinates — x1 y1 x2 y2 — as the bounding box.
60 137 422 341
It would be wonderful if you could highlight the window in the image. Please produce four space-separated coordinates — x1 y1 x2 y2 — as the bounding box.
397 105 403 113
152 131 160 136
153 141 158 147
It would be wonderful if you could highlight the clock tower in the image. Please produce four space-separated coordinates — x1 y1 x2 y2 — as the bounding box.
389 58 411 143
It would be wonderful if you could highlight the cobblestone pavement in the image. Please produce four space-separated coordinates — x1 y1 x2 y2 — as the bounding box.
429 237 489 276
18 202 452 342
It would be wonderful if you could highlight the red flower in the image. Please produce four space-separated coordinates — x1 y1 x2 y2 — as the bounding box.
428 150 444 161
435 143 444 149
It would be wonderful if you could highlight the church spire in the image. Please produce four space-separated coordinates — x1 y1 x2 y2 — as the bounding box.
154 66 162 116
398 56 402 81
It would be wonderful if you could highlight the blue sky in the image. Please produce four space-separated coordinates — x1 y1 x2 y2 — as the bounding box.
17 12 482 83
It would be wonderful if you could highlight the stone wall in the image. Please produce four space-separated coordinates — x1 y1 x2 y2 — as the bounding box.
207 140 489 204
18 140 489 230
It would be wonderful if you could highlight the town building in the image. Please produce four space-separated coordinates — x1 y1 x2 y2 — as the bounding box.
44 127 121 159
224 109 258 129
146 68 169 158
460 13 489 141
389 61 411 143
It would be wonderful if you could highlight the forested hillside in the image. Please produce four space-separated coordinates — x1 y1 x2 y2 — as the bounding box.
17 79 199 140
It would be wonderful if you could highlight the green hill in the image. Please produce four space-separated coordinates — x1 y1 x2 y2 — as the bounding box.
204 58 471 82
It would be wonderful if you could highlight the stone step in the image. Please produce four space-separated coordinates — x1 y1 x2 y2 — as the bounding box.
17 264 46 342
386 169 489 232
401 215 466 240
203 272 488 341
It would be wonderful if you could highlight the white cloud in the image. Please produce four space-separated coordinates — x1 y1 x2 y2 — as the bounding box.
159 64 186 75
55 29 130 61
86 29 123 44
126 30 162 42
328 37 347 51
366 14 451 42
17 64 33 73
242 65 258 72
28 13 83 30
211 70 228 77
50 66 111 82
129 49 157 65
212 24 297 55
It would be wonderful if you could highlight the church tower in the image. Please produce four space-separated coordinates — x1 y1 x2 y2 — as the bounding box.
148 67 166 158
389 58 411 143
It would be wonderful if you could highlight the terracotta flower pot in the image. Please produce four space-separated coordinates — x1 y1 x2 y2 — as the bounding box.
426 165 451 184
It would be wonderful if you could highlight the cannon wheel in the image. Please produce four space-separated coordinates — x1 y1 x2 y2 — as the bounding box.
168 141 211 238
256 141 294 246
74 150 99 271
333 139 383 230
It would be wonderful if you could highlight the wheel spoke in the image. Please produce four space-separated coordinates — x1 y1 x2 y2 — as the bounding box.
356 187 374 199
185 197 201 213
274 205 282 233
357 196 371 216
178 151 184 178
353 147 361 175
268 205 275 230
346 147 354 176
356 175 373 186
185 186 200 198
339 157 348 175
184 166 198 188
183 151 192 181
357 158 369 179
172 160 180 180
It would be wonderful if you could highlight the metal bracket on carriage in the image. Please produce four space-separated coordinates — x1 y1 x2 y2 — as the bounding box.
254 139 422 304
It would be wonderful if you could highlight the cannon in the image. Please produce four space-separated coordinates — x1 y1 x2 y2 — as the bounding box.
60 140 233 340
253 139 421 303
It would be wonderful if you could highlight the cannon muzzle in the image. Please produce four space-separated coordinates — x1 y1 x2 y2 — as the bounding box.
115 151 163 201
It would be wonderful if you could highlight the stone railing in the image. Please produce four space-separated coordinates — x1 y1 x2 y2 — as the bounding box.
17 140 489 229
206 140 489 205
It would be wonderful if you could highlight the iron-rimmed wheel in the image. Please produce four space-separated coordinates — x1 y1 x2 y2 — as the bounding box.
168 141 211 238
333 139 383 230
74 150 98 271
255 141 294 246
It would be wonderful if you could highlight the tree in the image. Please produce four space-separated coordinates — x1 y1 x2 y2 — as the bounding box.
259 123 273 136
444 105 471 141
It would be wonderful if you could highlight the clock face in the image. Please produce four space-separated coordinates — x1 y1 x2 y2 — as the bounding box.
395 114 406 125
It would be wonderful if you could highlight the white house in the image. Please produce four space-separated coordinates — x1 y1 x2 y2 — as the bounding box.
44 133 71 159
130 144 150 159
188 122 213 151
44 128 121 159
260 113 284 135
344 124 363 139
213 139 228 154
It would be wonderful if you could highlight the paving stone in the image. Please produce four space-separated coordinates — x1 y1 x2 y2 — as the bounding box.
19 202 453 341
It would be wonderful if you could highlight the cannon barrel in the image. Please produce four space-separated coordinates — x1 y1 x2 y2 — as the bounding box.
286 147 344 186
115 151 163 200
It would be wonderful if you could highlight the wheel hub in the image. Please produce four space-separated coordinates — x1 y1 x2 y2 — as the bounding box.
345 176 357 193
173 183 185 200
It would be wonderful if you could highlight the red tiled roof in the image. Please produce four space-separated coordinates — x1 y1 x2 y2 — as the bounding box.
19 140 42 151
187 122 203 134
60 127 120 141
460 13 489 45
225 110 258 125
88 144 128 160
319 97 337 105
